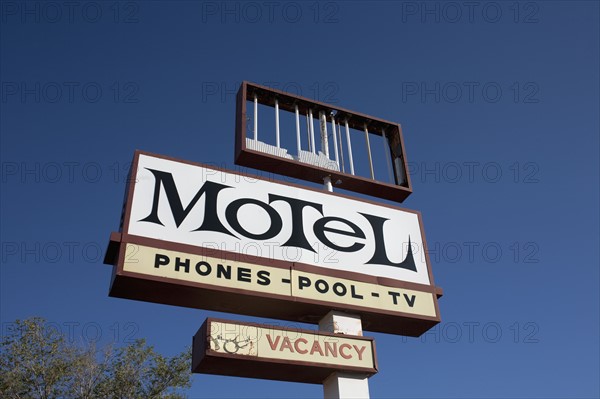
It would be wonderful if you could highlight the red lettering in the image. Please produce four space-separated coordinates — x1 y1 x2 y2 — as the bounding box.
324 341 338 357
339 343 352 359
266 334 280 351
353 344 366 361
279 336 294 353
310 340 324 356
294 338 308 354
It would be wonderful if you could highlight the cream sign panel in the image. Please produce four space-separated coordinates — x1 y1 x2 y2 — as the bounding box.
207 320 376 369
122 243 437 318
127 153 432 285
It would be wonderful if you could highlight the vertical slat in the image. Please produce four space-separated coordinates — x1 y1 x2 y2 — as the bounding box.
330 113 339 167
337 121 345 173
309 109 316 154
305 113 311 152
253 94 258 141
295 104 301 156
382 128 394 184
319 111 329 158
364 124 375 179
275 98 280 148
345 120 355 175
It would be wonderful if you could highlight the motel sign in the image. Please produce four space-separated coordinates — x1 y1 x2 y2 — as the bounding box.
104 81 442 396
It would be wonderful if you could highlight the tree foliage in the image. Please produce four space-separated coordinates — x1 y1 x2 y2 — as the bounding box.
0 317 191 399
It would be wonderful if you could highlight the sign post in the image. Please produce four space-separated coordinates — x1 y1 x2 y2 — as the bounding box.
320 311 370 399
317 114 370 399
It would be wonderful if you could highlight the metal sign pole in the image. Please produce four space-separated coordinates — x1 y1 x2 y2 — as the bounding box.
319 311 370 399
319 118 370 399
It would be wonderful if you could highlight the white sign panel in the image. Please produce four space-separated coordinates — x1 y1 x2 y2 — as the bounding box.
126 153 433 286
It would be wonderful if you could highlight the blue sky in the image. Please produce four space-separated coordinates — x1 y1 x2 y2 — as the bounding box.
1 1 599 398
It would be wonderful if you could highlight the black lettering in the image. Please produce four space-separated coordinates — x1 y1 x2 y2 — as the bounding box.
257 270 271 286
154 254 170 268
388 291 401 305
195 261 212 276
361 213 417 272
313 216 365 252
237 267 252 283
298 276 311 290
403 293 416 307
351 285 363 299
216 263 231 279
174 257 190 273
226 198 283 240
333 282 347 296
269 194 323 252
315 279 329 293
140 168 234 236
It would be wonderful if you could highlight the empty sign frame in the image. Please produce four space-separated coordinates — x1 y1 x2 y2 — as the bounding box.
235 81 413 203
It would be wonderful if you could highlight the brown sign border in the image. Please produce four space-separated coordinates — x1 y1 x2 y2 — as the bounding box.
192 318 377 384
105 150 442 336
